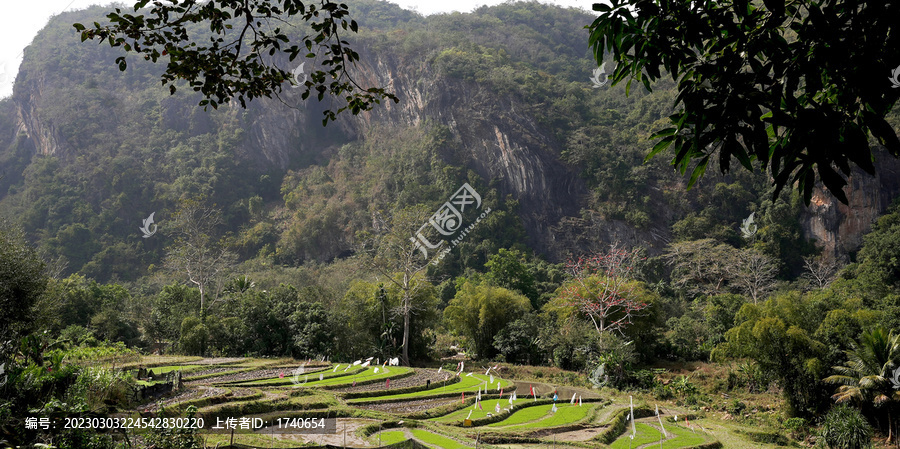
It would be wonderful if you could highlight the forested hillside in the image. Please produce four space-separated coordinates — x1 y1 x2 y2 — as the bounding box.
3 1 900 447
0 0 836 282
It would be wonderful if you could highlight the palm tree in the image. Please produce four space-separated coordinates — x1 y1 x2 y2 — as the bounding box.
825 328 900 445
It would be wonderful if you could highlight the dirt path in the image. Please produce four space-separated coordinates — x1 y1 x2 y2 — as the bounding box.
257 418 381 447
533 426 606 442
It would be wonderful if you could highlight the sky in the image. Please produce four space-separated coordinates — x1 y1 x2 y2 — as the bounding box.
0 0 595 98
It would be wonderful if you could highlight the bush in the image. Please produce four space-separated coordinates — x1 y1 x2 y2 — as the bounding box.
68 366 135 412
146 405 204 449
819 405 873 449
783 417 809 440
178 316 208 356
726 399 747 415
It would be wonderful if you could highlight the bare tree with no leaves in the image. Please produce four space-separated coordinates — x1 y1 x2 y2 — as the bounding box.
357 205 437 366
802 254 842 290
728 248 779 304
164 197 236 318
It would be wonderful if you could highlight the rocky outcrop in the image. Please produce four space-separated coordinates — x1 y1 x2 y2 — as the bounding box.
801 150 900 260
14 72 62 156
331 47 589 256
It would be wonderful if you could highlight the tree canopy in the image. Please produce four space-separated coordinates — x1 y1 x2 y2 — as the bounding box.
589 0 900 204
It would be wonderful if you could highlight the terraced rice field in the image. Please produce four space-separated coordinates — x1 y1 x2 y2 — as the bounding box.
123 357 721 448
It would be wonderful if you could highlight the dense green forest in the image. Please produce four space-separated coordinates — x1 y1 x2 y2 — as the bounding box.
2 1 900 448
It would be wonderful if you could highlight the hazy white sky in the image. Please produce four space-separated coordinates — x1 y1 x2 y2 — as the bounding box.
0 0 594 98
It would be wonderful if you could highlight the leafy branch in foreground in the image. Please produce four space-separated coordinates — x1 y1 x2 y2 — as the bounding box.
73 0 398 125
589 0 900 204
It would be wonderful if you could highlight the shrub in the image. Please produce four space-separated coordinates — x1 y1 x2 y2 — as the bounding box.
819 405 873 449
146 405 204 449
783 417 809 440
726 399 747 415
178 316 207 356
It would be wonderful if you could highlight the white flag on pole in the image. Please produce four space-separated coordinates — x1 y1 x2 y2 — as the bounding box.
490 374 494 385
570 392 577 404
630 396 636 437
656 404 667 437
438 366 442 374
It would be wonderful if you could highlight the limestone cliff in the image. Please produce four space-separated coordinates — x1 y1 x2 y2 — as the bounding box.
801 150 900 260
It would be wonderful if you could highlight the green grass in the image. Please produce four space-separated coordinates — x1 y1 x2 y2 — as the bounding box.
410 429 471 449
144 365 206 375
376 430 408 445
349 374 511 403
230 365 409 387
311 366 411 386
503 403 595 429
660 424 706 448
432 398 532 423
610 423 663 449
610 422 708 449
235 364 365 385
485 403 556 427
184 368 251 381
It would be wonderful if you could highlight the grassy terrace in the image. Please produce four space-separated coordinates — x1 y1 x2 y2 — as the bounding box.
143 364 207 375
431 397 534 423
410 428 471 449
479 402 596 428
375 430 408 445
499 402 597 429
348 374 512 403
225 364 368 386
610 421 708 449
113 355 736 448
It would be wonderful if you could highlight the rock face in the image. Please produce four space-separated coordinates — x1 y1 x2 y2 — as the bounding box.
14 74 62 157
801 150 900 261
338 48 589 256
8 9 898 263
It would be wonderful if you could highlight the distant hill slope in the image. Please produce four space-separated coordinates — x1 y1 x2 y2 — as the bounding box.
0 0 896 282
